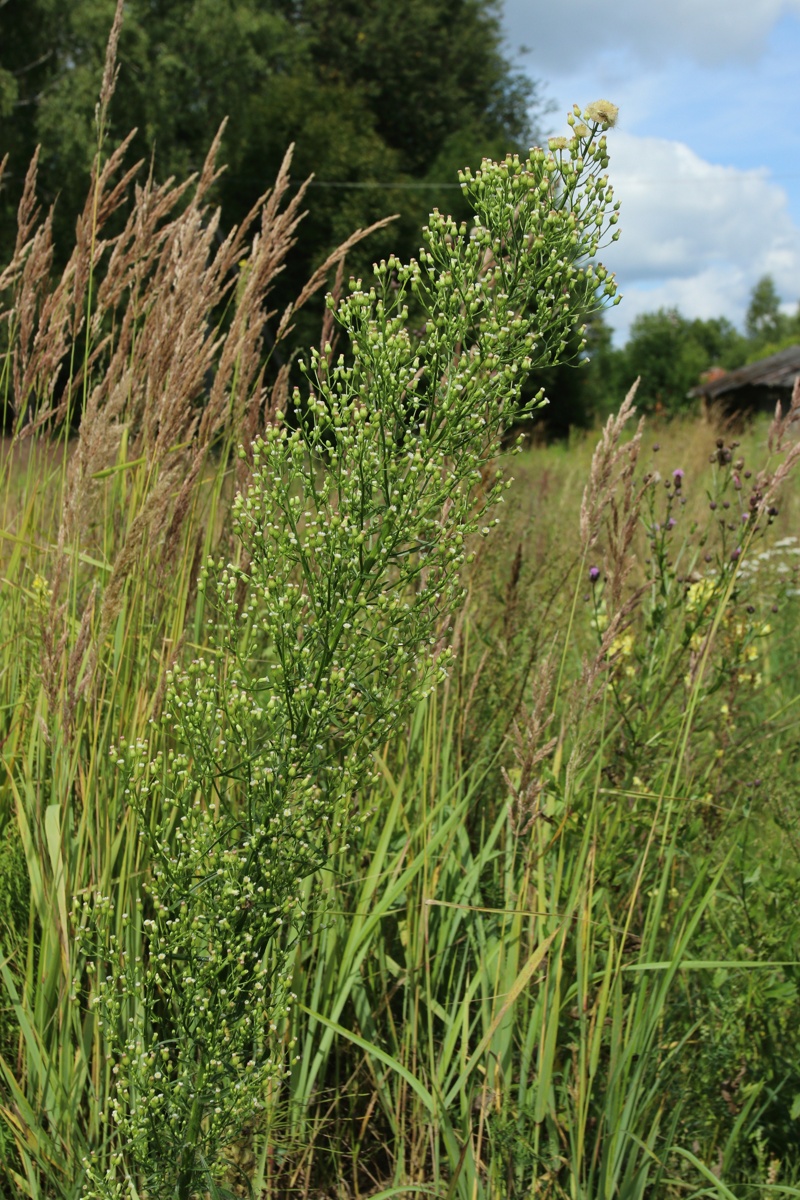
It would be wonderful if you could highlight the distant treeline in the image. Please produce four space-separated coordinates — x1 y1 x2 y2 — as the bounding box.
2 2 798 435
0 0 546 339
528 274 800 436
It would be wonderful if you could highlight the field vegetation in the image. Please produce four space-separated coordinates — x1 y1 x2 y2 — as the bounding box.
1 12 800 1200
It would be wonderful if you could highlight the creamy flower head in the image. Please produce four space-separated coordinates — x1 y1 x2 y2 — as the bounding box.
583 100 619 128
574 123 590 138
548 136 568 150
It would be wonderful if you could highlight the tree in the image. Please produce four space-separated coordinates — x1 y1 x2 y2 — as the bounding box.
0 0 546 308
742 275 800 362
745 274 785 344
620 308 747 415
522 314 622 438
299 0 537 175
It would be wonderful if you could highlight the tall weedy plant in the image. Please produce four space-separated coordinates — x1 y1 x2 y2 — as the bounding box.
76 104 621 1198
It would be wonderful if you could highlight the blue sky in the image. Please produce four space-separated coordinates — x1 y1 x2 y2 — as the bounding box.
502 0 800 342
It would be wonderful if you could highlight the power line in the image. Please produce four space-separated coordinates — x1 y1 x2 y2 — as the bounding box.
283 175 800 190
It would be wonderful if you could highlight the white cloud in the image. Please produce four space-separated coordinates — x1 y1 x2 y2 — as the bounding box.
499 3 800 344
504 0 800 69
596 132 800 341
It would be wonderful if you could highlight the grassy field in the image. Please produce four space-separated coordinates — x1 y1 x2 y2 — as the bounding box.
1 39 799 1197
1 402 799 1199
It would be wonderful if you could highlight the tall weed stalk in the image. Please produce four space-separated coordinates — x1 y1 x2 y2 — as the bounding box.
0 16 623 1191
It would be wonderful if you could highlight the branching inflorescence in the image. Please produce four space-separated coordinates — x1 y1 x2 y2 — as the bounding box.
76 106 620 1198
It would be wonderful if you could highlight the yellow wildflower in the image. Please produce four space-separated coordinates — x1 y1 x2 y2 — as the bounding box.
609 631 634 658
686 577 716 616
31 574 52 612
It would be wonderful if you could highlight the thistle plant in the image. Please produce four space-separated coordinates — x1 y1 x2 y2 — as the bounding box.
76 107 620 1198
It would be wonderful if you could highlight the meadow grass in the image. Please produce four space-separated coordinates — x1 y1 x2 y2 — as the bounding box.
2 397 799 1199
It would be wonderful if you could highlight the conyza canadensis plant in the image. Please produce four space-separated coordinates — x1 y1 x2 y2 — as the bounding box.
76 103 621 1199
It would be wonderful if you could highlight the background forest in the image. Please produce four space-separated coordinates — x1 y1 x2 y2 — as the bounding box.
3 0 799 436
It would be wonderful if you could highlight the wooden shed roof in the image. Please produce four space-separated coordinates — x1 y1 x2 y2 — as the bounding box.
689 344 800 400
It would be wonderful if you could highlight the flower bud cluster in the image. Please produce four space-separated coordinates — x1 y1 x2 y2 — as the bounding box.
456 107 620 366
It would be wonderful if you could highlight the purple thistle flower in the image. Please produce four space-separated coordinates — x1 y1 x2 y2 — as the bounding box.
672 468 684 480
589 566 600 583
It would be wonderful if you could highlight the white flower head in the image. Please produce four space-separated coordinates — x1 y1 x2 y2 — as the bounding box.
583 100 619 128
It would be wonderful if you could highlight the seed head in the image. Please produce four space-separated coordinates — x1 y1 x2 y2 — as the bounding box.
583 100 619 128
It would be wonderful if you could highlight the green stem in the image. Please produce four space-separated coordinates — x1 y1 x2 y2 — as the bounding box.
176 1051 206 1200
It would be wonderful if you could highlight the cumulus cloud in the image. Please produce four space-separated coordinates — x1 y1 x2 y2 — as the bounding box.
499 3 800 343
605 133 800 283
595 132 800 340
504 0 800 69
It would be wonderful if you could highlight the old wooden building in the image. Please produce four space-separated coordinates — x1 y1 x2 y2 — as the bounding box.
689 344 800 416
